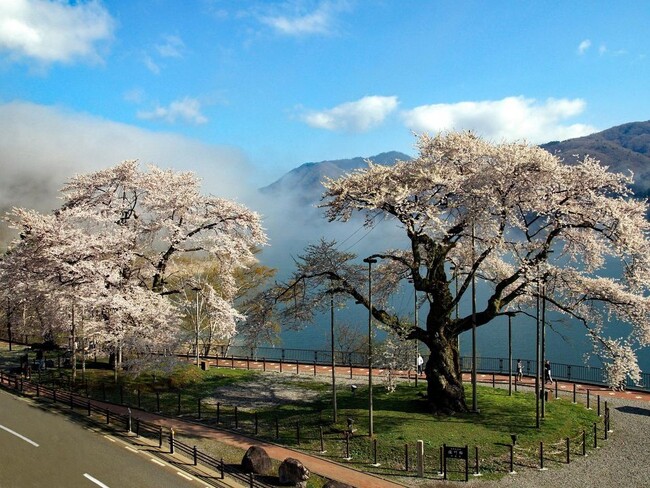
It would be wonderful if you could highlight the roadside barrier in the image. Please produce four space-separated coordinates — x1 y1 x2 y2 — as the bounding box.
1 363 616 481
0 370 274 488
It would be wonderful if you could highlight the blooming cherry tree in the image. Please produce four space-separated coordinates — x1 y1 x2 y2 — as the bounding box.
1 161 266 371
276 132 650 413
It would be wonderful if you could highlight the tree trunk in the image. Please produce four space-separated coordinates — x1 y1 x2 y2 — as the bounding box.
424 335 467 413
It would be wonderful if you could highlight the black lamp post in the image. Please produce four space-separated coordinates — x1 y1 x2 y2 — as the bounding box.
535 275 540 429
541 281 546 419
471 222 478 413
363 256 377 437
506 312 516 396
192 286 201 367
408 278 419 387
414 286 419 387
328 278 338 424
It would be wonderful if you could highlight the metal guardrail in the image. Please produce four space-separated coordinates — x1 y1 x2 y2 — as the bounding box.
206 345 649 392
0 370 274 488
3 332 647 392
0 363 619 480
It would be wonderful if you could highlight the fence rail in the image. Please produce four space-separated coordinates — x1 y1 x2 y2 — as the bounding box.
0 370 274 488
200 346 649 392
2 332 647 391
0 359 616 482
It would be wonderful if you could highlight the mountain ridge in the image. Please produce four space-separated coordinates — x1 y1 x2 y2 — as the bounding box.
259 151 411 200
261 121 650 200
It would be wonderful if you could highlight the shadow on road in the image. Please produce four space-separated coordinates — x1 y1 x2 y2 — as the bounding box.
616 405 650 416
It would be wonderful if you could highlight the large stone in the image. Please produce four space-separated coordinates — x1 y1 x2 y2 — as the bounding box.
278 457 310 487
241 446 272 475
322 481 354 488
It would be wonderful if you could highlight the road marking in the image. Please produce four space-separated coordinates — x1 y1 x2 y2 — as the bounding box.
0 423 39 447
150 458 166 466
103 435 116 442
177 471 193 480
84 473 110 488
125 446 138 453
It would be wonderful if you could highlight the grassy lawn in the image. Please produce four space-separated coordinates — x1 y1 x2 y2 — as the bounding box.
0 343 603 483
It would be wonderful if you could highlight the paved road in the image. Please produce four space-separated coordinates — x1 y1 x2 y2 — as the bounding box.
0 389 210 488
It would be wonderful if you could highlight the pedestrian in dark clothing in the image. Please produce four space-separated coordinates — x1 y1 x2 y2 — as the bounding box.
544 360 553 383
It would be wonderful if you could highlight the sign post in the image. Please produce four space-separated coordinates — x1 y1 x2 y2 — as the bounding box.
443 444 469 481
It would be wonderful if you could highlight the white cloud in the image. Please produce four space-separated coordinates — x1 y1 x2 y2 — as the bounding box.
301 95 398 133
0 0 114 64
401 96 597 143
0 101 254 218
155 34 184 58
578 39 591 55
143 54 160 74
137 97 208 125
258 0 345 36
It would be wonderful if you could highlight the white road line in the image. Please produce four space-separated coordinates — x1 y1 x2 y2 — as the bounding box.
103 435 116 442
0 424 39 447
150 458 166 466
84 473 110 488
125 446 138 453
176 471 193 480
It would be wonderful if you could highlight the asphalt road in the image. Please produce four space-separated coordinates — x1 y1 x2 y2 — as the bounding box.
0 389 209 488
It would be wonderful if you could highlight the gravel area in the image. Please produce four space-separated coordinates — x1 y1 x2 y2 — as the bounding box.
167 370 649 488
206 370 650 487
477 396 650 488
205 373 324 409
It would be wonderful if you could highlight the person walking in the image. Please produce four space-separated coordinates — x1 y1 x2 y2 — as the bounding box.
517 359 523 381
417 354 424 375
544 360 553 384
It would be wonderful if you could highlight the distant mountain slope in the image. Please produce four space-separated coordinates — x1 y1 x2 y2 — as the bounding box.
261 122 650 202
541 121 650 194
260 151 411 202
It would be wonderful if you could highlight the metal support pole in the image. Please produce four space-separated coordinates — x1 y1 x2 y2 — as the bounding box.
541 289 546 419
329 282 337 424
508 314 512 395
535 278 540 428
471 222 477 413
363 256 377 437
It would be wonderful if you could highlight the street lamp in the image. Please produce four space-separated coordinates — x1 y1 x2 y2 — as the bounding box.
414 286 419 387
363 256 378 437
506 312 516 396
407 278 419 387
192 286 201 368
449 263 460 368
328 277 338 424
471 222 478 413
535 274 540 429
541 281 546 419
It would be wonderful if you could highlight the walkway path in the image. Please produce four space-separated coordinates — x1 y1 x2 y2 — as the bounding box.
202 355 650 403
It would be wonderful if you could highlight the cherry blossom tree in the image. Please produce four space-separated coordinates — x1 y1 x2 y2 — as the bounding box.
273 132 650 413
0 161 267 375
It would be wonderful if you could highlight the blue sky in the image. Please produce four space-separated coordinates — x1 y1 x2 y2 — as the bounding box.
1 0 649 208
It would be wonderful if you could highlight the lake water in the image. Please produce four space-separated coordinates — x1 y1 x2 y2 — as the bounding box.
278 297 650 374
